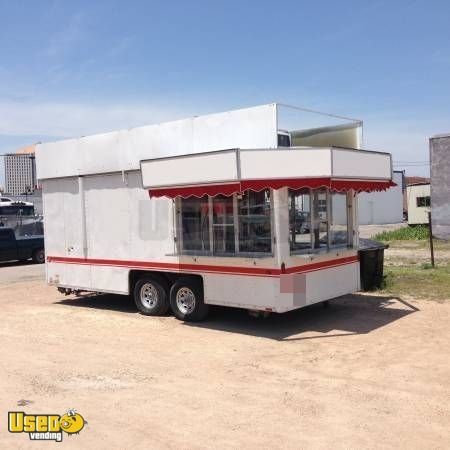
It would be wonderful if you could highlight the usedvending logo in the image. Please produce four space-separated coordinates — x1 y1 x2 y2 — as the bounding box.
8 409 86 442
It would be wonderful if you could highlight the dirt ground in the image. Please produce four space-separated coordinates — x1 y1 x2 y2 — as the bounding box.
1 261 449 449
384 240 450 266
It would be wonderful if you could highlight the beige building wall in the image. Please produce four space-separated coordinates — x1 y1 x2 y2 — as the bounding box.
407 184 430 225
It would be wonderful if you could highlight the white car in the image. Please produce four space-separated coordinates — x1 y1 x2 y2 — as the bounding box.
0 199 35 217
0 197 33 207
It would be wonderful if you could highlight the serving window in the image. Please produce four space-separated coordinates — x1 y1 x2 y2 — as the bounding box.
288 188 312 252
178 189 272 256
330 192 349 247
238 190 272 253
212 195 235 255
289 188 350 254
312 189 328 250
180 196 210 252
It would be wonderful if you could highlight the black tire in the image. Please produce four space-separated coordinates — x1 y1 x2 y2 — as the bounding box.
170 277 209 322
133 275 170 316
32 248 45 264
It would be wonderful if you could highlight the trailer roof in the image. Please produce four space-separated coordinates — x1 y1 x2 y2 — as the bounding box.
36 104 278 180
141 147 394 198
36 103 365 181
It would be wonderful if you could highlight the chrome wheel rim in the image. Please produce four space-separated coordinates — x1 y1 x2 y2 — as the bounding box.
140 283 159 309
176 287 196 315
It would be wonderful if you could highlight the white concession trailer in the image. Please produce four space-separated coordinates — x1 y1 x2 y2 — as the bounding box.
36 104 395 321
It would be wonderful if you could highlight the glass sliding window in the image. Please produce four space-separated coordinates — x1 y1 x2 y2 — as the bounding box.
312 189 328 250
212 195 235 255
330 192 348 247
180 196 210 253
238 190 272 253
289 188 312 252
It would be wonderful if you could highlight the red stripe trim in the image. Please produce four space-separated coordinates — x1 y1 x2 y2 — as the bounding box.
284 255 358 274
46 255 358 277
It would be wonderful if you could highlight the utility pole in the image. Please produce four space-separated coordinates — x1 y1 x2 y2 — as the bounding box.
428 211 435 268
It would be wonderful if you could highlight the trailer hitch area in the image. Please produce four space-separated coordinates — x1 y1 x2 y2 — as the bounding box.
57 287 81 296
247 309 272 319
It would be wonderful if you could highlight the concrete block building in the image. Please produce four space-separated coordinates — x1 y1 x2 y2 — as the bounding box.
430 134 450 239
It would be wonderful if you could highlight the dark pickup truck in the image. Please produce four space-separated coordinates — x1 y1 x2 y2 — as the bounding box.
0 228 45 264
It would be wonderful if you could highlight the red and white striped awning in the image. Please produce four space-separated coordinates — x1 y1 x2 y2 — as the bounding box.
140 147 396 199
148 178 396 198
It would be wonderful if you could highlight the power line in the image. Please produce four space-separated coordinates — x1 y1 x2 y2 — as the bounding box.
394 163 430 166
394 160 429 163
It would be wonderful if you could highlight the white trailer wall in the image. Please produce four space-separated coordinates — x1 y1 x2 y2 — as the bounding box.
44 172 174 293
36 104 278 180
358 171 403 225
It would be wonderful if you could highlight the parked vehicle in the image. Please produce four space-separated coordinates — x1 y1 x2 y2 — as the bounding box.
0 201 34 216
0 228 45 264
36 103 395 321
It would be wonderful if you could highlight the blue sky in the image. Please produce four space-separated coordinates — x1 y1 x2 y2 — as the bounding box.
1 0 450 185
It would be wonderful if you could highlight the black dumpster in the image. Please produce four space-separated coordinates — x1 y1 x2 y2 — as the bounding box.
358 239 388 291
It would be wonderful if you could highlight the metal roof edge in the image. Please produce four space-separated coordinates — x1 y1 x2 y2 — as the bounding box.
430 133 450 139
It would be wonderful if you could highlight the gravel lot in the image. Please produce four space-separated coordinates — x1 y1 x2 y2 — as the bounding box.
1 261 449 449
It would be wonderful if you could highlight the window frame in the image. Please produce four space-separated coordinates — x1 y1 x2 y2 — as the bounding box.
289 188 352 255
312 188 330 252
416 196 430 208
329 191 351 249
176 195 211 254
176 190 274 258
288 188 313 253
212 194 237 256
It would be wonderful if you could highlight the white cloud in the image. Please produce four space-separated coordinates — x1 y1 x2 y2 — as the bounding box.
0 101 195 138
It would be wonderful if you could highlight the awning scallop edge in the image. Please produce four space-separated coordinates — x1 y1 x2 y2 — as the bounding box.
148 178 397 198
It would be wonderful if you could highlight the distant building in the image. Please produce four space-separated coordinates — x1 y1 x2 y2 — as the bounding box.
358 170 404 225
403 176 430 218
405 176 430 185
407 183 430 225
430 134 450 239
4 144 37 195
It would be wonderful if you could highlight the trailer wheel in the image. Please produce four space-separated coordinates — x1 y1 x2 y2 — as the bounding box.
170 277 209 322
134 275 170 316
32 249 45 264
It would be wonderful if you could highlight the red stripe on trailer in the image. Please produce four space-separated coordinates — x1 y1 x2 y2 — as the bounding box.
284 255 358 274
46 255 359 277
